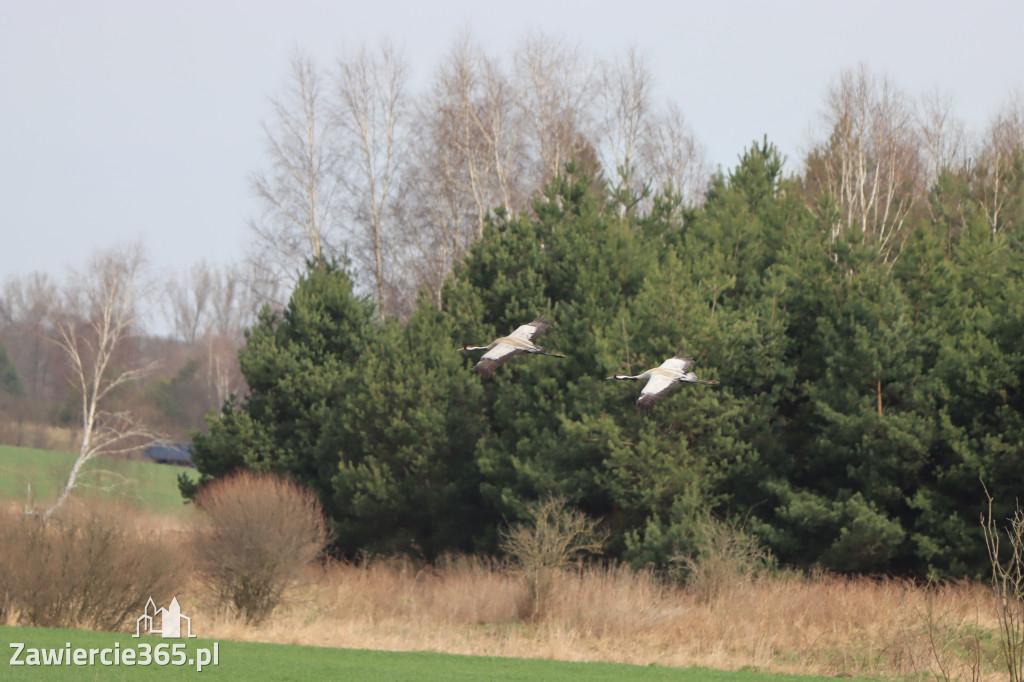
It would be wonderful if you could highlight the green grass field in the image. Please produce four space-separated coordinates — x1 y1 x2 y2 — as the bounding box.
0 444 194 517
0 625 878 681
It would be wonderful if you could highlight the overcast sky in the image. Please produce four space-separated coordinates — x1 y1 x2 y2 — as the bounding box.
2 0 1022 286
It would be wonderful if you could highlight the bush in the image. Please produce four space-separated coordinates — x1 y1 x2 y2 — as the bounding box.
675 515 775 603
982 490 1024 682
191 471 330 624
0 500 183 631
499 495 606 621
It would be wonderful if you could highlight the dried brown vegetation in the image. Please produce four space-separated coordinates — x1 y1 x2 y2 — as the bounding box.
0 500 184 631
499 494 607 621
178 556 1000 681
0 496 1006 680
190 471 331 625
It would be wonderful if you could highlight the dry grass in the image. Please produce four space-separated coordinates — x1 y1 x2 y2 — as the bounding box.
0 501 1004 680
180 556 1002 681
0 420 78 452
0 499 185 631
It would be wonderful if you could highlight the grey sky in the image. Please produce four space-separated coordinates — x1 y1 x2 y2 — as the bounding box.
2 0 1022 285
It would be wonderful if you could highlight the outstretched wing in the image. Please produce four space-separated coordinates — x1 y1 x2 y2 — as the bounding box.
636 372 678 415
509 316 551 343
473 343 522 378
659 354 693 374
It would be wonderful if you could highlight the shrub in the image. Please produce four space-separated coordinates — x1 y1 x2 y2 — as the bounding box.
0 500 183 631
675 515 775 603
499 495 606 621
982 489 1024 682
191 471 330 624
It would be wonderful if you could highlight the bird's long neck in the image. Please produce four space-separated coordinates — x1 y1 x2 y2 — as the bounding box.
464 344 491 351
612 373 643 381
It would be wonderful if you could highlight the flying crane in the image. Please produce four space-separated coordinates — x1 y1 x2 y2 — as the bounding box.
609 353 719 414
460 316 565 378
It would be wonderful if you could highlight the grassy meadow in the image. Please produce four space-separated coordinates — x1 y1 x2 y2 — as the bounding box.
0 625 878 682
0 444 194 517
0 442 1009 680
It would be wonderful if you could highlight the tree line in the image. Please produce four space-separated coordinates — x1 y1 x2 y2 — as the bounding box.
187 124 1023 576
1 33 1022 575
245 34 709 317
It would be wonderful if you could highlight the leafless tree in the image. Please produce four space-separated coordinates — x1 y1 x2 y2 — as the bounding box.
249 50 342 292
44 244 157 520
640 101 709 207
471 45 527 218
0 273 60 404
398 106 479 308
245 32 711 314
596 46 709 212
514 31 599 186
203 331 246 408
204 262 248 337
420 34 525 241
915 88 967 181
0 274 62 448
599 45 653 213
974 92 1024 239
396 31 530 309
164 260 257 340
806 64 924 261
164 260 215 344
193 263 251 406
163 261 248 406
333 41 408 319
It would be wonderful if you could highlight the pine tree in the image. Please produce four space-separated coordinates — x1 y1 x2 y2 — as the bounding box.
0 342 24 397
184 260 376 507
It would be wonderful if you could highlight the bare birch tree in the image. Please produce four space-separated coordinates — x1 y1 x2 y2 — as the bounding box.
806 64 924 261
396 32 528 308
974 93 1024 239
598 46 708 211
424 34 524 240
599 45 653 213
164 260 215 344
249 50 342 293
334 41 408 319
44 244 156 520
164 261 248 406
640 101 709 207
399 101 479 308
514 31 598 186
915 87 967 181
245 32 711 312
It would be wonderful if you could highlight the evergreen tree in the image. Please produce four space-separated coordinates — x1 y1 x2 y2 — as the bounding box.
183 140 1023 577
184 260 376 508
322 303 490 557
0 342 24 397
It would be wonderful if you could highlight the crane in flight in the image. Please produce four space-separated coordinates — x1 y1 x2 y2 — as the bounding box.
460 316 565 378
609 353 719 414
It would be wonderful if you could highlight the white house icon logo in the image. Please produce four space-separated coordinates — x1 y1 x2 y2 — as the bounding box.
133 597 197 638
